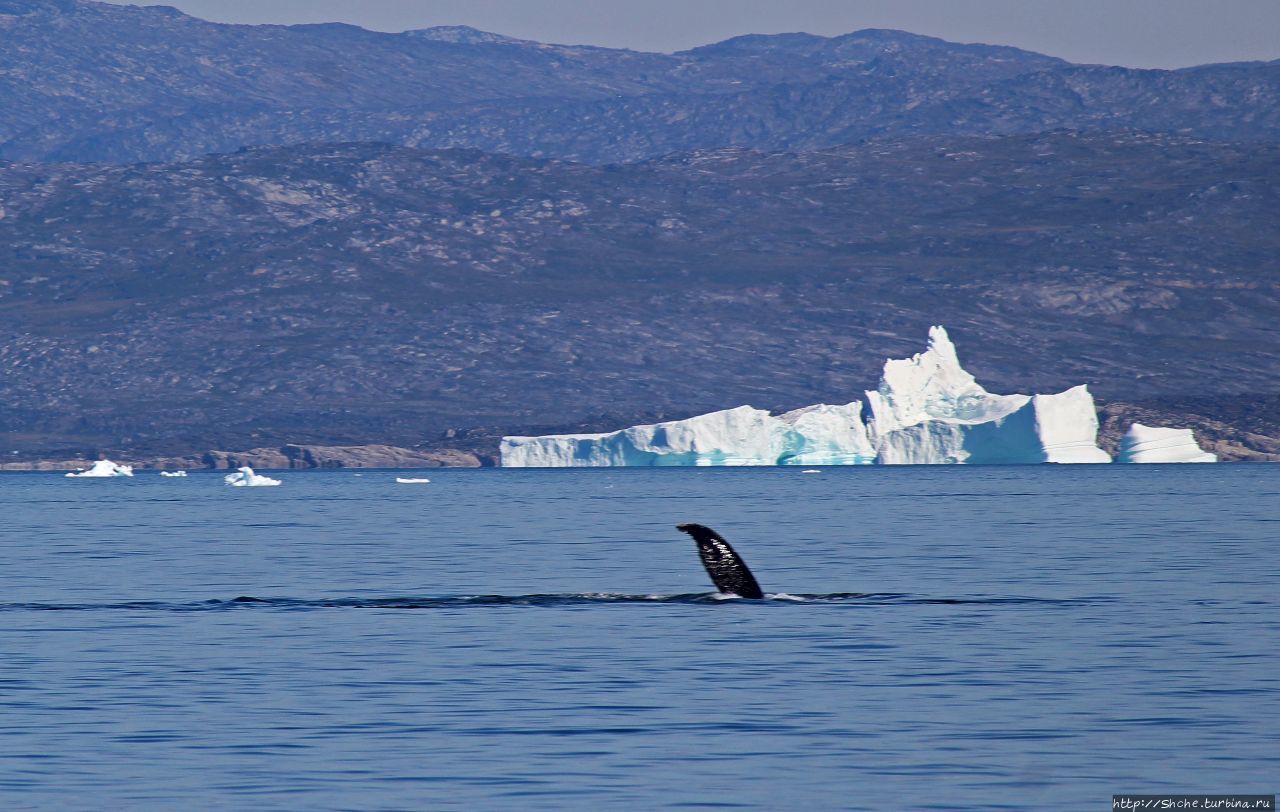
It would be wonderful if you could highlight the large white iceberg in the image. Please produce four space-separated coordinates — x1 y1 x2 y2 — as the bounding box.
224 466 282 487
65 460 134 478
500 326 1112 467
868 327 1110 464
1116 423 1216 463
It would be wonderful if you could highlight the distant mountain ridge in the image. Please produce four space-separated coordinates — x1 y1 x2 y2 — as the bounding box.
404 25 536 46
0 0 1276 163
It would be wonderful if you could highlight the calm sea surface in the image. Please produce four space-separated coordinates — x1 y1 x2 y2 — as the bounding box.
1 465 1276 810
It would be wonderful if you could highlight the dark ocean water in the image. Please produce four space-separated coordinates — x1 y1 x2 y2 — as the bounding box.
1 465 1276 810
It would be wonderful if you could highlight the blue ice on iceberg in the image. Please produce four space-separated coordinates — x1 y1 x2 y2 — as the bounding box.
867 327 1110 464
500 403 874 468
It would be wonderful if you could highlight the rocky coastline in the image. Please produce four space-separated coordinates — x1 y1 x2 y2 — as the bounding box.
0 443 488 471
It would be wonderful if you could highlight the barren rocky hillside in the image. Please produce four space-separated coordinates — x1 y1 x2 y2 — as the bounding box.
1 133 1276 462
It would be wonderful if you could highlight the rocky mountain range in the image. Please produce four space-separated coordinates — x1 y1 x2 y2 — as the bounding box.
0 0 1277 164
0 1 1277 464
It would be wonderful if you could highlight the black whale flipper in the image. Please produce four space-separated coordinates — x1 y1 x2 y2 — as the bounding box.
676 523 765 599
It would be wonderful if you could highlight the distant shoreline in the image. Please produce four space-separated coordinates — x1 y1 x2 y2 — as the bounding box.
2 439 1276 472
0 443 491 472
2 399 1277 472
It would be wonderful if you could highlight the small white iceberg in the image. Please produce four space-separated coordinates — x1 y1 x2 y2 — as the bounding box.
396 477 432 484
1116 423 1217 463
224 466 282 487
65 460 134 478
159 471 188 477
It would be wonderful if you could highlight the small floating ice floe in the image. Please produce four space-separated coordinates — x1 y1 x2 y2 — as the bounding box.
1116 423 1217 463
801 469 822 474
65 460 133 478
396 477 431 484
224 466 282 487
159 471 188 478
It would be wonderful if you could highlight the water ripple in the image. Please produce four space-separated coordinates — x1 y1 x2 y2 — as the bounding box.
0 593 1109 612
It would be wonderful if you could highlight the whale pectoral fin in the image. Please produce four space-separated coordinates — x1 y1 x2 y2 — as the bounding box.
676 523 765 599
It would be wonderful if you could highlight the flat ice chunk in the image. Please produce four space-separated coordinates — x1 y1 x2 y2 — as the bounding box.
1028 387 1112 464
1117 423 1216 463
877 386 1109 464
224 466 282 486
873 420 970 465
502 405 791 467
159 471 188 477
395 477 432 484
501 403 874 467
777 403 875 465
65 460 134 478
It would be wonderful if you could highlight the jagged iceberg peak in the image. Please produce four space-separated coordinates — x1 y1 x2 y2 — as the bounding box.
867 326 1108 464
866 325 1027 438
65 459 133 478
1117 423 1216 463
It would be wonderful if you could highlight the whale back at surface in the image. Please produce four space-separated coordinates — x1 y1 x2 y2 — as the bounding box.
676 523 765 599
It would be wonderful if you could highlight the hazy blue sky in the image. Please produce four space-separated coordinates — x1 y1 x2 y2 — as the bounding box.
106 0 1278 68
